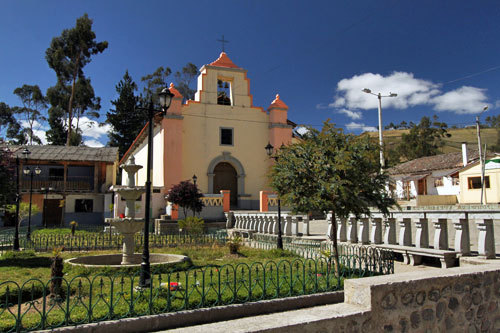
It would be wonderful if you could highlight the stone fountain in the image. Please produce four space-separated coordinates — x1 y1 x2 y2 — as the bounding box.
66 156 188 268
106 156 145 264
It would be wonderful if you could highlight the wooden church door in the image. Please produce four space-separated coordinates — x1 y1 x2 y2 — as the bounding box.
213 162 238 208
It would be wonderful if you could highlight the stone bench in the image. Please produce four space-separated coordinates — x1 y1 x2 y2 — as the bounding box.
376 244 458 269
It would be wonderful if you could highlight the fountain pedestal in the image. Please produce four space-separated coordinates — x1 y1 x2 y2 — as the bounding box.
109 218 144 264
105 156 146 265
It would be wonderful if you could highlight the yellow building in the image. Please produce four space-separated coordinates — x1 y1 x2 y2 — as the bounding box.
121 52 295 215
459 157 500 204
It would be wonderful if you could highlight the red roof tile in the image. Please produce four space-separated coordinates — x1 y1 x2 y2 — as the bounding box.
388 149 480 175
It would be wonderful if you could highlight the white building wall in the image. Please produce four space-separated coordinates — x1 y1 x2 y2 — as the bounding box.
123 125 164 188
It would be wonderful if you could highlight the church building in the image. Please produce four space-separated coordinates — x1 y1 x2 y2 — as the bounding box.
120 52 296 216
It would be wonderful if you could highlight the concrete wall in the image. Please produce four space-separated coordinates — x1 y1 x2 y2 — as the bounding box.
125 125 163 188
416 194 457 206
318 262 500 332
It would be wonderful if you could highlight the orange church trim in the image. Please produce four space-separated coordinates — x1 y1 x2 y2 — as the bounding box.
209 52 240 68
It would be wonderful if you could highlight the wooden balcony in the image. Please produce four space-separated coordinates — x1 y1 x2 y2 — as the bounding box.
20 176 95 193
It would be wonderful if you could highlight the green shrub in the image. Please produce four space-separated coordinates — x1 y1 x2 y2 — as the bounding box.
1 250 37 260
226 236 242 254
178 216 204 235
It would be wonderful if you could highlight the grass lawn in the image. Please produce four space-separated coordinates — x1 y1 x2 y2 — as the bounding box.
0 244 344 331
0 244 300 284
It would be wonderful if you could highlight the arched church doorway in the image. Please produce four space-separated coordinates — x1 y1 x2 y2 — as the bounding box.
213 162 238 208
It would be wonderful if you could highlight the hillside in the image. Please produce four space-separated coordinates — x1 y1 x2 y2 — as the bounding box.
366 128 499 154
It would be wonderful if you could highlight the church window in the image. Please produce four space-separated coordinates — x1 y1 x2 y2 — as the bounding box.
220 128 233 146
217 79 232 105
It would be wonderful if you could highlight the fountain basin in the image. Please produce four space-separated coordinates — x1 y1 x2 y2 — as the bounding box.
66 253 188 268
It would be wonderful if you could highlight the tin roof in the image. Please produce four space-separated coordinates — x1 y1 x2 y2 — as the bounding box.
4 145 118 163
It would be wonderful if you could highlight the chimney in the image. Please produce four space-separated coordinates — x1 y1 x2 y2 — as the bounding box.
462 142 468 167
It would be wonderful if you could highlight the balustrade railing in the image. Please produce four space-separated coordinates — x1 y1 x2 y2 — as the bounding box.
325 210 500 258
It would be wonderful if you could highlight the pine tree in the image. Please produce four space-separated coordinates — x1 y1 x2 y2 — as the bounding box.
107 71 144 158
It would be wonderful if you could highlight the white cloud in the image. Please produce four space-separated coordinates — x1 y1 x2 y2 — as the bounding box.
345 122 377 132
331 71 489 115
338 108 362 120
20 117 110 146
79 117 111 144
333 72 439 110
19 120 48 145
315 103 329 110
432 86 489 114
84 139 105 147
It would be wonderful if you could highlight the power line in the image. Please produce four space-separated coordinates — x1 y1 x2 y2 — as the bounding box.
443 65 500 85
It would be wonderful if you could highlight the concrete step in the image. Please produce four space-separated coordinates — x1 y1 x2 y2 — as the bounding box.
163 302 360 333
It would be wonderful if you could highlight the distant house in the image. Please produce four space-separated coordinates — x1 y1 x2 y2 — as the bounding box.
5 145 118 227
387 143 479 205
459 157 500 204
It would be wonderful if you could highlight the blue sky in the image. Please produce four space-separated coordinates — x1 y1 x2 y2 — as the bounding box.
1 0 500 146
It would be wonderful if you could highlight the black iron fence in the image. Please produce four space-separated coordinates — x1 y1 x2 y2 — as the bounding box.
0 253 392 332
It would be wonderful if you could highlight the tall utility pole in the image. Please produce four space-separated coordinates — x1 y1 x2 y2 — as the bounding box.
362 89 397 170
476 105 489 205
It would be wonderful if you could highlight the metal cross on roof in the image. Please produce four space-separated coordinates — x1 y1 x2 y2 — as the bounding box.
217 35 229 52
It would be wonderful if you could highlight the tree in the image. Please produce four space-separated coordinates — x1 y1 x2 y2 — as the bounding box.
12 84 47 145
46 82 70 145
397 116 451 161
107 71 144 158
0 102 23 143
45 13 108 146
141 66 172 105
0 148 16 207
174 62 198 101
269 121 396 274
485 114 500 152
7 202 40 228
72 77 101 138
166 180 204 218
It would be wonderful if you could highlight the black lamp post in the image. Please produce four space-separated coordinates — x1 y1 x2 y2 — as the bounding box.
22 148 41 241
192 174 197 186
265 142 283 250
40 187 53 228
13 150 21 251
139 86 174 287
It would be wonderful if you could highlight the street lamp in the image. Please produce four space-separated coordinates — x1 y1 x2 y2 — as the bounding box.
139 86 174 287
12 149 21 251
192 174 197 186
362 88 397 169
265 142 283 250
22 148 41 241
476 105 489 205
40 187 53 228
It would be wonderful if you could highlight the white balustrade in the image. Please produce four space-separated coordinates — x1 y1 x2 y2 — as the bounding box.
348 217 358 243
415 218 429 248
399 218 412 246
383 218 396 245
477 219 495 259
359 218 370 244
303 215 310 236
284 216 292 236
370 218 382 244
453 219 470 256
433 219 448 250
291 217 299 236
337 218 348 242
